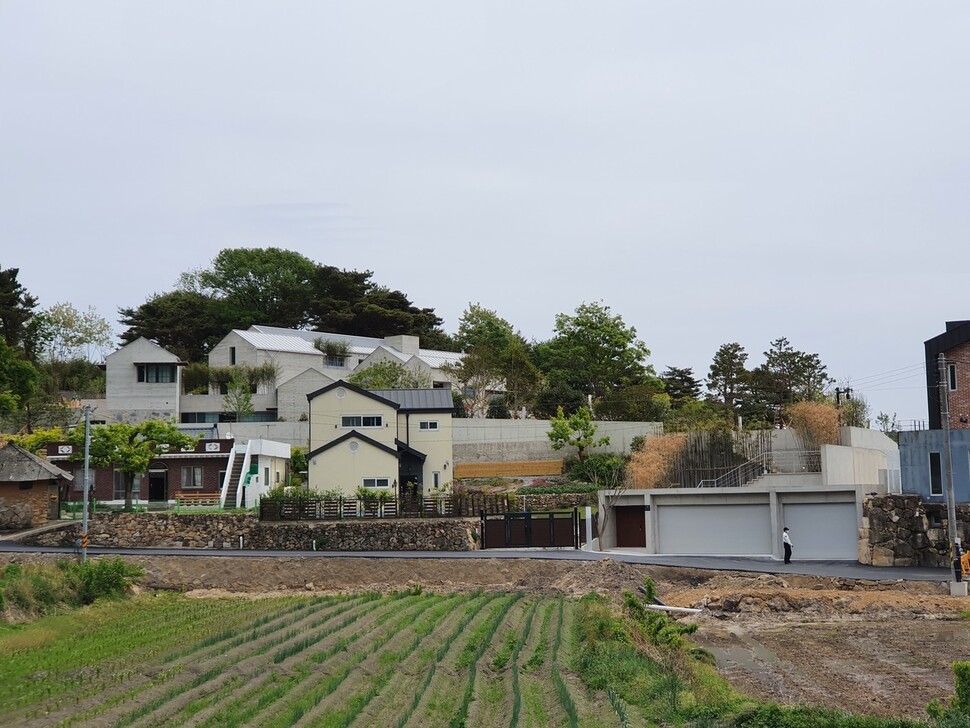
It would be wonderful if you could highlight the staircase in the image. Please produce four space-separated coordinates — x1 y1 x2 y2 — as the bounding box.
223 455 246 509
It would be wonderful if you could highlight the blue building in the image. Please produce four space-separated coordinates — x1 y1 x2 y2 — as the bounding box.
899 430 970 504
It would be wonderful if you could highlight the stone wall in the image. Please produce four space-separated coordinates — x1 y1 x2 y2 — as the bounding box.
516 492 597 511
860 495 970 567
23 513 480 552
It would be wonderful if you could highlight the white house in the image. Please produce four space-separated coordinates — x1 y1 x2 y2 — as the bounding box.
102 337 184 423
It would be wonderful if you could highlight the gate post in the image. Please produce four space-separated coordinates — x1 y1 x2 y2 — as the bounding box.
480 510 486 550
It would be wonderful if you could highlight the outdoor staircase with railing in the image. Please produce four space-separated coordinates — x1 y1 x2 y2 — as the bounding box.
696 450 821 488
221 451 247 509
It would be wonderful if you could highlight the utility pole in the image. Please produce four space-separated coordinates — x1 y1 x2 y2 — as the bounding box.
81 405 91 564
938 354 964 592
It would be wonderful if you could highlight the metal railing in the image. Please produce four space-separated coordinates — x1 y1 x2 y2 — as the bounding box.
696 450 820 488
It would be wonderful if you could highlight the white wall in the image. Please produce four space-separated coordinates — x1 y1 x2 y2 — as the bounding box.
104 338 181 422
454 419 662 462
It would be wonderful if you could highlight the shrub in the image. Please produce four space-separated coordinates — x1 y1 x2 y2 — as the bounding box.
65 558 144 604
568 453 626 485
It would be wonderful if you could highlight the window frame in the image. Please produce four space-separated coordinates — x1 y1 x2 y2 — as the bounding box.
929 451 943 497
181 466 204 489
341 415 383 429
948 363 957 391
137 363 176 384
113 470 141 500
362 477 391 489
418 420 439 431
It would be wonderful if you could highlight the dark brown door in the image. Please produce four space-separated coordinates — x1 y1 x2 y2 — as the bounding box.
615 506 647 548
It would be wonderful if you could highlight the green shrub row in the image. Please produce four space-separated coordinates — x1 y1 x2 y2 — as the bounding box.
0 559 143 618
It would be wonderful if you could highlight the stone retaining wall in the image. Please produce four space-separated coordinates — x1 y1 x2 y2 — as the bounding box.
23 513 480 552
860 495 970 567
516 493 597 511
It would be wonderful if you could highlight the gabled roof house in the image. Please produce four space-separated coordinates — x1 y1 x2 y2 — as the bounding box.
306 381 454 497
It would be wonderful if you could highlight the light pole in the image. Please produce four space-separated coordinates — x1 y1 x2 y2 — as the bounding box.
938 354 964 593
81 405 92 564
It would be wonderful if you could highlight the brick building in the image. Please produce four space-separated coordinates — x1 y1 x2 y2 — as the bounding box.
0 443 72 529
47 439 233 504
925 320 970 430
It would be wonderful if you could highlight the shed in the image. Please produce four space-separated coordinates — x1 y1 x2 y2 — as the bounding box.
0 443 72 529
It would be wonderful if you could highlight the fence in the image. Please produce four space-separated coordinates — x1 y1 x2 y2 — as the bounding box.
480 508 586 549
696 450 821 488
259 493 511 521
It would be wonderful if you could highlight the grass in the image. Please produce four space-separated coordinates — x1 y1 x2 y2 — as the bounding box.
0 587 959 728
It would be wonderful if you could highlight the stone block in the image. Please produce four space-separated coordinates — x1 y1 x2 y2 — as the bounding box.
871 546 895 567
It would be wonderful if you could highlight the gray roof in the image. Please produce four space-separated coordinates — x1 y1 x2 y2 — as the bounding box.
0 443 73 483
368 388 455 411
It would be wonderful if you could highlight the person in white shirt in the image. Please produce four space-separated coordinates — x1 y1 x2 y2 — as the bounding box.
783 527 793 564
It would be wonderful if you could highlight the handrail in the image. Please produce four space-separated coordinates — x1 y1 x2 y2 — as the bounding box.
697 455 766 488
696 450 821 488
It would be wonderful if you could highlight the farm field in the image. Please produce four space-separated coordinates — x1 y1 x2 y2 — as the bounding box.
0 590 630 728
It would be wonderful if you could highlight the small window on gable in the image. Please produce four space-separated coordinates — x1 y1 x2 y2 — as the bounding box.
419 421 439 431
230 346 236 365
342 415 383 428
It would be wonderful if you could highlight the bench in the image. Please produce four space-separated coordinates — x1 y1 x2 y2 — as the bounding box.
175 492 222 510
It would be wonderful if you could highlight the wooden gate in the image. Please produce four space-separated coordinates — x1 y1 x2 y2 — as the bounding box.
480 509 582 549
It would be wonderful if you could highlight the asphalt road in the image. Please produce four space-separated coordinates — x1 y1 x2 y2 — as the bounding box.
0 541 953 583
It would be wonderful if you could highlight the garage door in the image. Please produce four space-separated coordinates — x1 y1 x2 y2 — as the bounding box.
782 503 858 559
657 504 772 555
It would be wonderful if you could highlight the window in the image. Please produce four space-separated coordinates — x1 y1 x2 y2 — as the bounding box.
341 415 383 428
181 466 203 489
433 472 440 488
229 346 236 365
362 477 391 488
929 452 943 496
72 467 94 492
137 364 176 383
419 421 439 431
325 356 346 367
949 364 957 391
114 471 141 500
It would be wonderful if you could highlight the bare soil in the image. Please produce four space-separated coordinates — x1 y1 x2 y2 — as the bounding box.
4 553 968 719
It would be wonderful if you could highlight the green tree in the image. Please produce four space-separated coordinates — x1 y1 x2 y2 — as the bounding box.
348 361 431 389
536 302 652 403
660 366 702 409
547 406 610 462
222 373 255 423
595 383 670 422
447 304 540 417
119 289 233 362
706 343 750 425
0 266 38 351
34 302 112 364
750 337 832 419
191 247 317 330
0 337 40 426
532 380 586 419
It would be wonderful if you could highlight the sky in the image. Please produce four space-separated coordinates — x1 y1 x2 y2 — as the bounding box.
1 2 968 425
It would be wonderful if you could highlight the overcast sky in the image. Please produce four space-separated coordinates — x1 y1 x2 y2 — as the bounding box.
2 2 968 424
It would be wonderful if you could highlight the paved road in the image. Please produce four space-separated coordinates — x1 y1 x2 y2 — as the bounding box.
0 541 952 583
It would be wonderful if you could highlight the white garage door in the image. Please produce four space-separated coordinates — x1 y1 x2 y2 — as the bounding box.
657 504 772 555
782 503 858 559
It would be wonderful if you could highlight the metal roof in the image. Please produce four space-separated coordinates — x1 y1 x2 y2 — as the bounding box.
0 443 73 483
239 326 463 370
367 388 455 411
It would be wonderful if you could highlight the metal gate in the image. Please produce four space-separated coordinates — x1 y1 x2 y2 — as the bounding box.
480 509 583 549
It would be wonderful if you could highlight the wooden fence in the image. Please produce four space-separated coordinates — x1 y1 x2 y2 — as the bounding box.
453 460 564 479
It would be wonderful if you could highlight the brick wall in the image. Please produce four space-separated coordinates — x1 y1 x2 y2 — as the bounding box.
0 483 50 529
947 340 970 429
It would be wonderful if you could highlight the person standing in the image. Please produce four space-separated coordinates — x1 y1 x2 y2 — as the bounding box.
782 527 793 564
